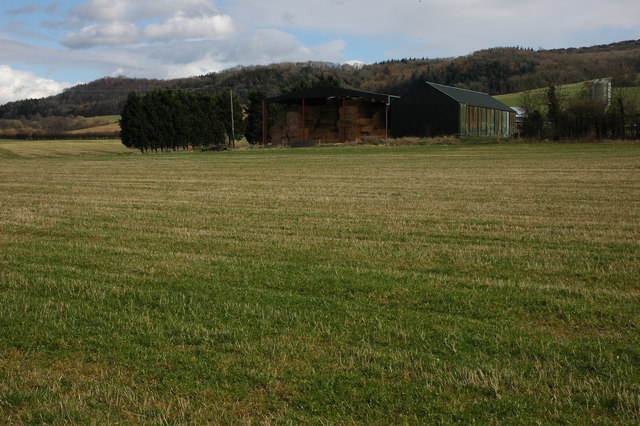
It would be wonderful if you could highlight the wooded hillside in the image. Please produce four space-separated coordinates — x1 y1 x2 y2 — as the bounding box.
1 39 639 119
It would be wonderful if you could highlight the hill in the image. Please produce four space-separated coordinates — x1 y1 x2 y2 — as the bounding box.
495 79 640 108
1 39 640 119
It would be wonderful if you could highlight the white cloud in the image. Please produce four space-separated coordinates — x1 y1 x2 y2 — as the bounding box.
143 11 235 41
219 29 345 66
69 0 224 24
62 21 140 48
73 0 130 22
62 0 236 48
225 0 640 56
0 65 76 104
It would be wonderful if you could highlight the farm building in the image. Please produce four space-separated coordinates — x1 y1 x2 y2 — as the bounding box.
264 86 400 145
392 82 516 137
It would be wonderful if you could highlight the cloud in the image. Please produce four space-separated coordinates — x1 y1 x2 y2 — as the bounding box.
69 0 222 23
51 0 346 74
120 30 345 78
61 0 236 48
73 0 130 22
0 38 135 80
219 29 345 66
4 5 41 16
4 3 63 18
62 21 140 48
142 11 235 41
0 65 76 104
225 0 640 57
6 22 55 41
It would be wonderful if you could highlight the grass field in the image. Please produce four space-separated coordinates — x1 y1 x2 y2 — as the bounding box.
0 140 639 423
0 139 130 159
495 81 640 108
66 115 121 135
67 123 121 135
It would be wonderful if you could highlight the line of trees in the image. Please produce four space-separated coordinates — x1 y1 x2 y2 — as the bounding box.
120 86 298 151
120 90 246 152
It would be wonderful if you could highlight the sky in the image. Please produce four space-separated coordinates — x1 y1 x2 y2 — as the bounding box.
1 0 639 104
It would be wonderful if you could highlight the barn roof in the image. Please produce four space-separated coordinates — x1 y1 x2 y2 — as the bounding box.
265 86 400 104
425 82 515 112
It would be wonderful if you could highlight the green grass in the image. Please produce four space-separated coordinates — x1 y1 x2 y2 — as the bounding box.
495 81 640 107
90 115 121 123
1 141 639 423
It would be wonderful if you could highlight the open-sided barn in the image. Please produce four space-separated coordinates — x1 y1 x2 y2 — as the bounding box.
392 82 516 138
262 83 515 145
264 87 399 145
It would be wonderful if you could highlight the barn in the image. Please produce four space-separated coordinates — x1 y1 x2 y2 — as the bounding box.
264 86 400 145
391 82 516 138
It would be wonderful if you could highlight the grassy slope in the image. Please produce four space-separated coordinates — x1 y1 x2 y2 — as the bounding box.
66 115 121 135
495 81 640 107
67 123 121 135
0 142 638 423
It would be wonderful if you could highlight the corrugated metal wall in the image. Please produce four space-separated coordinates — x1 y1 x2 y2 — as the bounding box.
459 105 516 137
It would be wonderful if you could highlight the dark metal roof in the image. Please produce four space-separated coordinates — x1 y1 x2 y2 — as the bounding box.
425 82 515 112
265 86 400 104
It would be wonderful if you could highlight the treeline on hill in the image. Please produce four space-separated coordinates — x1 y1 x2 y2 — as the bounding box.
2 40 640 120
520 79 640 139
0 78 173 119
120 90 250 152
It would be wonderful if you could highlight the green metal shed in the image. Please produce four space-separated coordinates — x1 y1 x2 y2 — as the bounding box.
392 82 516 137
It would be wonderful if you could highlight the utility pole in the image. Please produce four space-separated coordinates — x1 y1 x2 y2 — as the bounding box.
385 95 390 141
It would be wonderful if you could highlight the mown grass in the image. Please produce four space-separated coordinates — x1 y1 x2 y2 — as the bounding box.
0 141 639 423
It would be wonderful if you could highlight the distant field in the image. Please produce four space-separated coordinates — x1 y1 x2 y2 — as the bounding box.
0 141 638 423
67 123 121 135
79 115 120 126
66 115 121 135
0 115 122 138
0 139 130 159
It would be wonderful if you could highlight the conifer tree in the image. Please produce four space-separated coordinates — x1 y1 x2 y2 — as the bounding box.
120 89 228 151
245 90 266 145
120 92 148 152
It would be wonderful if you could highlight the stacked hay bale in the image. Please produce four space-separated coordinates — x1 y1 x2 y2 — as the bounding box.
270 98 387 145
270 108 303 145
339 99 387 141
311 105 340 143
